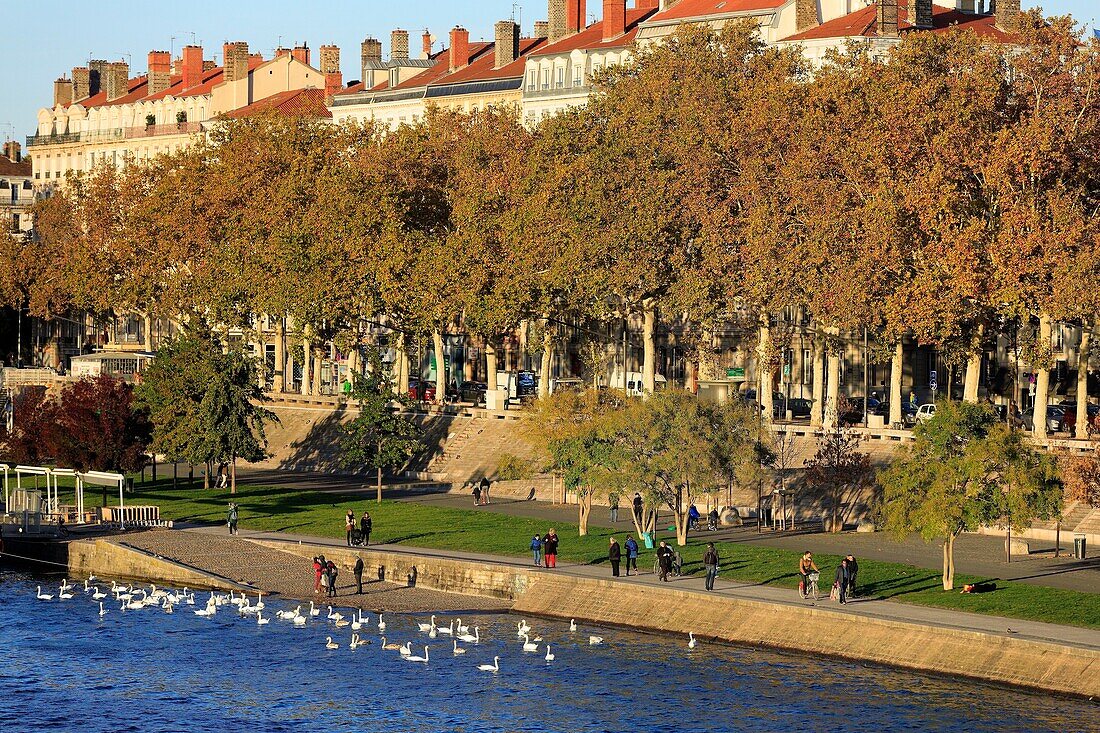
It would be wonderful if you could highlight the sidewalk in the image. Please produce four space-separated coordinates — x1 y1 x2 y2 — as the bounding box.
182 523 1100 653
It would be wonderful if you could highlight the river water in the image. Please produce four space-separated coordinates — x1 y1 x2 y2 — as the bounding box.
0 571 1095 733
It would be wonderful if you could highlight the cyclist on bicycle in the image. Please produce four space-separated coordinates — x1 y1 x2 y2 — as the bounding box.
798 551 818 596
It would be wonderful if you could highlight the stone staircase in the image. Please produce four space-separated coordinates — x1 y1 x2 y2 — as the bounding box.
408 416 541 485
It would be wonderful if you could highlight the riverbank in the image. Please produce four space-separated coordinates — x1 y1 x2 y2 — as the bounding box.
64 526 1100 700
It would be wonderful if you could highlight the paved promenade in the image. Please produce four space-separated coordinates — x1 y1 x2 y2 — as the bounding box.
176 523 1100 654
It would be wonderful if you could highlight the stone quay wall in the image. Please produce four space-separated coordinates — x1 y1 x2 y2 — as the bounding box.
68 538 251 592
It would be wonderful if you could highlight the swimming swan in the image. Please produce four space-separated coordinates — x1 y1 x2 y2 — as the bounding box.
589 636 604 645
325 636 339 650
399 641 412 656
545 645 555 662
377 613 386 632
404 646 429 663
257 612 269 625
457 627 480 644
98 602 107 617
417 615 436 633
436 620 454 636
35 586 53 600
477 657 500 672
453 639 466 655
522 635 539 652
688 632 696 649
380 638 402 651
569 619 577 632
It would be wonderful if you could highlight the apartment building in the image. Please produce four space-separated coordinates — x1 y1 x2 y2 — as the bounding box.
0 142 33 237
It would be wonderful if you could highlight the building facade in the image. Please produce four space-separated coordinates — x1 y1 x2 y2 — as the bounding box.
0 142 33 238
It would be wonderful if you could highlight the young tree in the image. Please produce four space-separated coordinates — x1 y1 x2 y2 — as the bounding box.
341 348 423 502
805 398 872 532
879 401 1062 589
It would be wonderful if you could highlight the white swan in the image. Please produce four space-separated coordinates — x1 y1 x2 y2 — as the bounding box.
457 627 479 644
455 618 469 634
257 612 269 625
98 602 107 617
516 621 530 636
327 606 343 622
91 587 107 600
477 656 500 672
351 610 363 631
522 634 539 652
309 601 320 617
399 641 412 656
380 637 402 651
36 586 54 601
83 579 91 593
589 636 604 645
545 645 555 662
428 624 438 639
436 620 454 636
60 579 73 593
254 593 264 610
417 615 436 633
194 606 215 617
377 613 386 632
58 584 74 600
688 632 697 649
325 636 339 650
453 639 466 655
163 603 174 614
404 646 429 663
569 619 577 632
349 633 361 649
293 613 308 626
278 606 300 620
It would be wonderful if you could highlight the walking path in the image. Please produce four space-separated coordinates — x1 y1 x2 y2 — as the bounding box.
178 523 1100 654
218 466 1100 595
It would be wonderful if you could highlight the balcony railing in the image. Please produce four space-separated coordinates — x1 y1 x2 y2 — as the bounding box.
26 132 81 147
26 121 203 148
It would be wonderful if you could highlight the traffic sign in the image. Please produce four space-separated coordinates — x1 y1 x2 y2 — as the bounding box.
929 370 937 387
929 380 938 392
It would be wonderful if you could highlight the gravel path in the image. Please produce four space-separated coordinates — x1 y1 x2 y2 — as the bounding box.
114 529 509 615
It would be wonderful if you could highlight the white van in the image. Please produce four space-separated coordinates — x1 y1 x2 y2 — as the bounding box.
604 370 668 397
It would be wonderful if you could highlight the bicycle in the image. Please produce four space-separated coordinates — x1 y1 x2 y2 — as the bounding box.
799 571 820 601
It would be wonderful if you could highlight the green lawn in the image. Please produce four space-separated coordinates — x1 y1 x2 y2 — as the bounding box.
63 480 1100 630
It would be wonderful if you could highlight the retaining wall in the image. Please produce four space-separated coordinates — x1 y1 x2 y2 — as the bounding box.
68 539 249 592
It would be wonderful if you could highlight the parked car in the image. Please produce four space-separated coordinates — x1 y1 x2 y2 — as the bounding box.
459 381 488 405
1022 404 1065 433
839 397 880 425
408 378 436 402
915 403 937 424
783 397 813 420
873 401 918 426
1058 402 1100 433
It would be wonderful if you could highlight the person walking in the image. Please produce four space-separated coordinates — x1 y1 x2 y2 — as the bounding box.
608 537 622 577
543 529 559 568
313 556 323 594
227 502 239 536
703 542 720 591
632 492 644 527
833 558 849 604
530 534 542 567
845 554 859 598
609 494 619 523
624 536 639 576
656 541 674 582
345 510 356 547
360 511 373 547
479 476 491 505
326 559 339 598
353 556 364 595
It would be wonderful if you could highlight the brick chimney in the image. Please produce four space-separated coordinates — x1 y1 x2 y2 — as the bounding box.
449 27 470 72
361 37 383 86
567 0 586 33
89 60 108 96
54 78 73 107
4 141 22 163
494 21 521 68
105 60 130 101
907 0 933 28
877 0 899 36
391 30 410 60
292 44 310 65
72 67 91 101
602 0 626 41
995 0 1020 31
796 0 819 31
549 0 567 41
319 45 342 100
422 30 433 59
275 47 290 58
637 0 659 8
223 41 250 83
534 20 550 37
182 45 204 90
147 51 172 96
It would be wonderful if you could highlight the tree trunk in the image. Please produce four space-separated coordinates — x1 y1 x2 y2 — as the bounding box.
347 343 360 377
143 313 153 352
824 329 841 431
698 328 715 382
230 457 236 494
963 325 984 402
376 465 383 504
642 301 657 397
486 342 498 390
539 324 553 399
203 462 210 491
433 329 447 403
578 492 591 536
395 332 409 398
942 533 957 590
811 325 825 428
758 315 774 423
1076 324 1091 439
890 339 903 427
274 318 285 393
1033 313 1052 442
301 334 312 396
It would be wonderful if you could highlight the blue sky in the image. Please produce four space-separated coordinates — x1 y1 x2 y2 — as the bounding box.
1 0 1094 142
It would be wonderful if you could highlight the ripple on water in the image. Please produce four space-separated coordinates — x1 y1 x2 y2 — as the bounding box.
0 569 1096 733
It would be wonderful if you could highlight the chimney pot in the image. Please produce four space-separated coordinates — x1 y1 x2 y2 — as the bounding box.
292 44 310 66
182 45 204 90
878 0 899 36
602 0 626 41
105 60 130 101
907 0 933 28
796 0 819 31
391 29 410 60
72 67 91 102
54 78 73 107
534 20 550 38
89 60 108 96
495 21 521 69
422 30 433 59
223 41 250 83
449 26 470 72
361 37 383 87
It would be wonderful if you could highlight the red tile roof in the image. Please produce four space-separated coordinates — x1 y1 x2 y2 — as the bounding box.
78 56 270 108
530 7 659 57
0 157 32 177
783 4 1015 42
223 87 332 119
645 0 786 23
436 37 547 85
391 46 491 90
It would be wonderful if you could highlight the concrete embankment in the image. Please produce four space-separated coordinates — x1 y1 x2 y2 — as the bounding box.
68 538 250 592
69 532 1100 699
